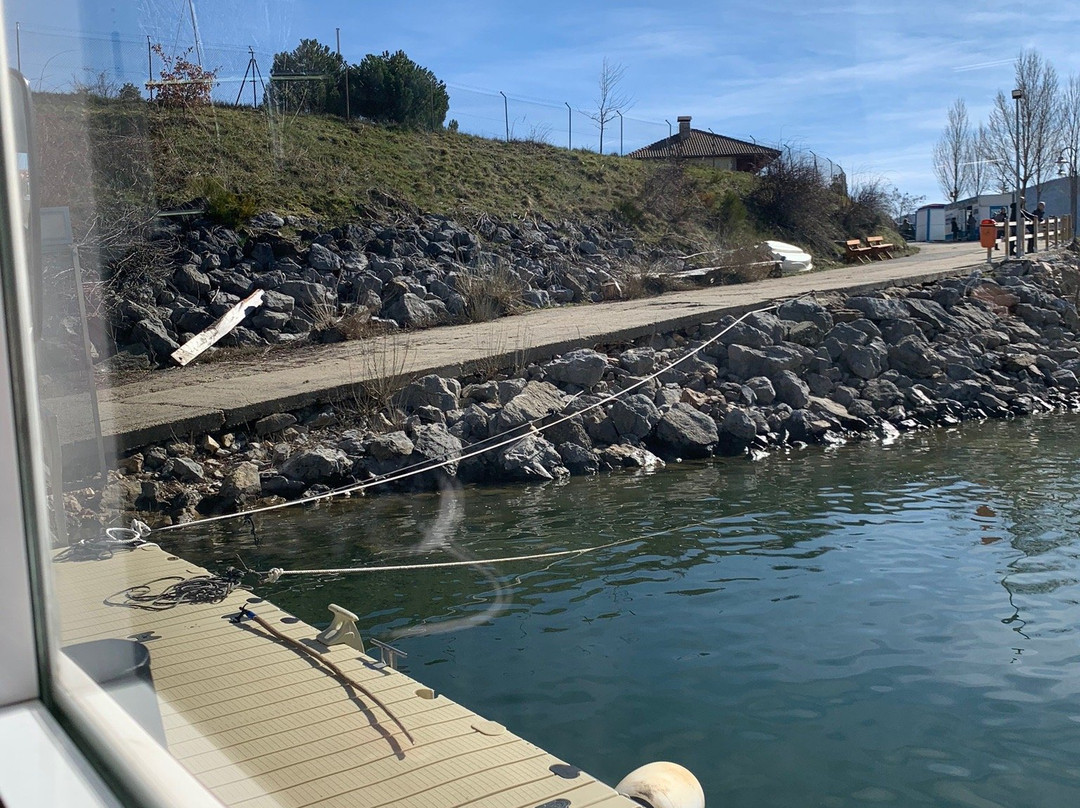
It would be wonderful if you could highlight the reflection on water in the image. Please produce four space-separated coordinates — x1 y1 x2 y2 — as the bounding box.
168 415 1080 807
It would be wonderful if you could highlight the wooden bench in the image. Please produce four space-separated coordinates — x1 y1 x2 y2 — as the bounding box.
844 239 872 264
865 235 894 260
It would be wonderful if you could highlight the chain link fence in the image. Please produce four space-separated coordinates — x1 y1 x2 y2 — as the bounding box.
12 24 844 175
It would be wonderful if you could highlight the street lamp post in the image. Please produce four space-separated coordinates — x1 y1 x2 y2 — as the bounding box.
1013 88 1025 258
1059 145 1078 243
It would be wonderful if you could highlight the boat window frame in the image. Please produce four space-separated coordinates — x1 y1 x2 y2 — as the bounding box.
0 6 224 805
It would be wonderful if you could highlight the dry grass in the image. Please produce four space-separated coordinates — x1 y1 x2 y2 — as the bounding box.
618 258 685 299
456 257 526 322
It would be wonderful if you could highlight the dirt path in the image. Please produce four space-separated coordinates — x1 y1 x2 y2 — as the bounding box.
55 241 992 455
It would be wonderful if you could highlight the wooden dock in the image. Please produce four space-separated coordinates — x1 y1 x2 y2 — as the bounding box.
54 543 635 808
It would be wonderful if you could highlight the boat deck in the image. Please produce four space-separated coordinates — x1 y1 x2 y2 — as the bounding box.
54 543 634 808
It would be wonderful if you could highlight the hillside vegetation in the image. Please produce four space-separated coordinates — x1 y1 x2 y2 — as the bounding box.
34 93 910 272
34 94 763 253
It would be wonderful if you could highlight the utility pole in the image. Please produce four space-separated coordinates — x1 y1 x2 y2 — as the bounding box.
1013 87 1025 259
616 110 623 155
187 0 204 66
565 102 571 150
15 22 20 73
500 91 508 141
146 35 153 100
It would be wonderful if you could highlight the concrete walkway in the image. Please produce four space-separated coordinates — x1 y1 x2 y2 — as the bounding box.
59 241 993 456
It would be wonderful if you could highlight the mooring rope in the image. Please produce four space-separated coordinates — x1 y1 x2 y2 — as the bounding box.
151 300 784 535
231 605 415 745
255 519 710 582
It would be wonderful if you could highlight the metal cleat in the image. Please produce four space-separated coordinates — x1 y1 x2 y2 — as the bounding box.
315 603 365 653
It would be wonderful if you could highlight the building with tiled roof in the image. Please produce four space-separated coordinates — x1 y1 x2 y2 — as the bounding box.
627 115 780 172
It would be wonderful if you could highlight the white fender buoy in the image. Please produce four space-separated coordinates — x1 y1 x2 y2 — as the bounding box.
615 761 705 808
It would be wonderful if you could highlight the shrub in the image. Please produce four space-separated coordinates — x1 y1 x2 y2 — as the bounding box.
351 50 449 131
267 39 345 115
117 83 143 104
149 44 216 108
613 198 645 227
199 180 257 228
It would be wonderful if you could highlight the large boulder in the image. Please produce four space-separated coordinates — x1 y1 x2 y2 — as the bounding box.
403 374 461 412
557 442 600 475
649 402 719 459
220 462 262 501
619 348 656 375
277 279 334 308
888 335 944 378
381 291 437 327
307 242 342 272
842 341 888 380
173 264 212 298
131 318 180 358
411 423 464 478
609 394 661 439
544 348 608 388
778 297 834 332
720 407 758 442
163 456 204 483
845 296 909 321
366 431 414 461
280 447 350 484
771 369 811 409
497 434 568 480
493 381 566 432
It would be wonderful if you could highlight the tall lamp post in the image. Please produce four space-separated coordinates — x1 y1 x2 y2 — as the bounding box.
1013 88 1025 258
1059 145 1078 243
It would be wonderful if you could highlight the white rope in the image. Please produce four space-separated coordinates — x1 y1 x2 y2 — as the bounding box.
153 300 784 534
256 519 709 582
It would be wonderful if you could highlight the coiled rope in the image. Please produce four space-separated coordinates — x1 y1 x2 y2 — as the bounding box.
105 567 250 610
55 525 155 562
151 300 784 535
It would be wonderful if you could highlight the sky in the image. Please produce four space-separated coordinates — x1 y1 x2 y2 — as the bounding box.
6 0 1080 204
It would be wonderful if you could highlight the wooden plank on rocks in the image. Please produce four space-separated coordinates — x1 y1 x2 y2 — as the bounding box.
171 289 265 367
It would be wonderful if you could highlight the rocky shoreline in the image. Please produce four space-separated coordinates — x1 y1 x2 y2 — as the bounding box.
87 211 668 373
85 252 1080 528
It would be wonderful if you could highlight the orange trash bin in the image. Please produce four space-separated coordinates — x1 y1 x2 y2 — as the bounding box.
979 219 998 249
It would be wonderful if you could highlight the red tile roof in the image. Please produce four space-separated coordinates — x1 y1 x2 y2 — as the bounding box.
627 129 780 161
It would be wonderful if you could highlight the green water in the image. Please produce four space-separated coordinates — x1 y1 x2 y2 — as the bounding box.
172 416 1080 807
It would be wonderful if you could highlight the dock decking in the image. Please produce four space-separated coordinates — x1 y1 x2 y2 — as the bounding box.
54 543 634 808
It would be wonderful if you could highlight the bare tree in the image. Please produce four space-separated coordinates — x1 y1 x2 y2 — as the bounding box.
933 98 971 202
965 123 993 197
985 49 1059 204
588 58 631 154
1059 73 1080 237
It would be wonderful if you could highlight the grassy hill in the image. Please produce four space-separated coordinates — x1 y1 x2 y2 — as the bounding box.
34 95 759 253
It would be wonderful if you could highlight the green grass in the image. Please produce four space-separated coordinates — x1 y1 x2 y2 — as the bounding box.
33 94 763 250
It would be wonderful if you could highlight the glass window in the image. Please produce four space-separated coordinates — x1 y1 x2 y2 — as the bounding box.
7 3 1080 808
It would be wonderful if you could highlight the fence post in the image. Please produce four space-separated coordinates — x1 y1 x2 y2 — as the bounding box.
500 91 508 142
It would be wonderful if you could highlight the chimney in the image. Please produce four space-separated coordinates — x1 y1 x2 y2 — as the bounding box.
677 115 691 139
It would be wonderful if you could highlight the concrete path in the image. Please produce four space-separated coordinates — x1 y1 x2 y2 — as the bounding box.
57 241 994 456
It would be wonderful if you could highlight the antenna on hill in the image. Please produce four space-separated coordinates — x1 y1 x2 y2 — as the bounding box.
235 47 266 108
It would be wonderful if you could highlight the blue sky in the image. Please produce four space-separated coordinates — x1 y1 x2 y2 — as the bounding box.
7 0 1080 204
